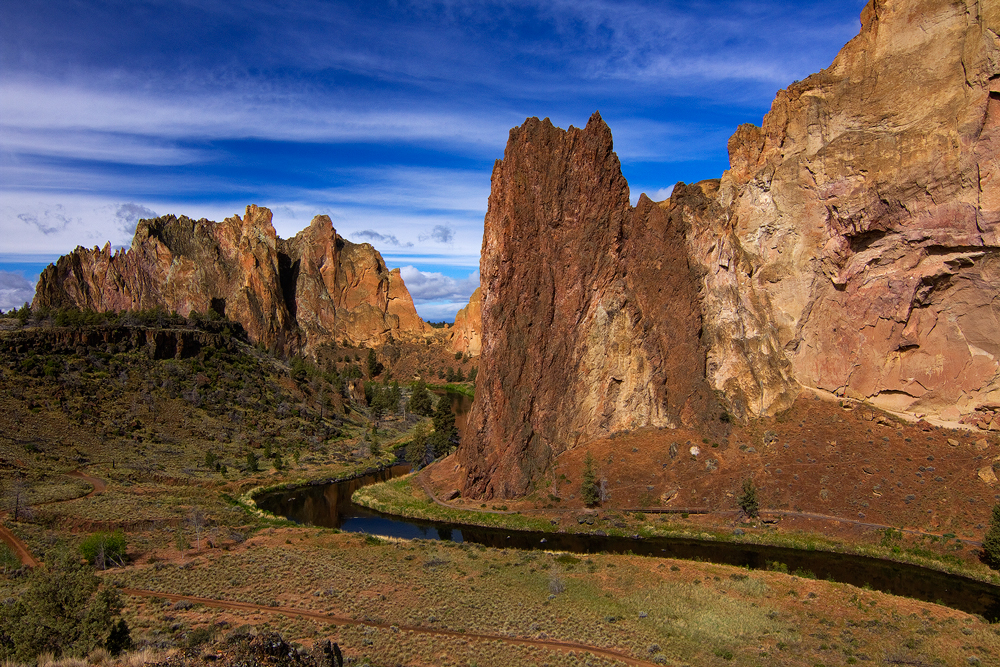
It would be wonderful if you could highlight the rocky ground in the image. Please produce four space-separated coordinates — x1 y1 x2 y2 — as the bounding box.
429 389 1000 571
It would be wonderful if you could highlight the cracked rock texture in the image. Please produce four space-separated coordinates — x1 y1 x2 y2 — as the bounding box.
33 206 428 356
458 114 716 499
460 0 1000 497
713 0 1000 419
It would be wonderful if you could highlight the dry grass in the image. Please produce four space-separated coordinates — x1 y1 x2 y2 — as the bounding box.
108 528 1000 666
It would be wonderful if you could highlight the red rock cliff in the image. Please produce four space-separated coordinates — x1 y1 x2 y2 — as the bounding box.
449 287 482 356
33 206 428 356
459 0 1000 498
458 114 715 499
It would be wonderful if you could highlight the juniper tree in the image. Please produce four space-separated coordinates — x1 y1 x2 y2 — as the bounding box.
983 500 1000 570
0 549 125 661
581 452 600 506
738 479 760 519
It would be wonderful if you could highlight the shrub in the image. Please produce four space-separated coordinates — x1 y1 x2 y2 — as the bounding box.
0 542 21 573
79 531 127 569
982 501 1000 570
738 479 759 518
0 549 124 661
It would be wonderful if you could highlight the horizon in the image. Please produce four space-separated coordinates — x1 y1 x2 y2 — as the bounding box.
1 0 868 318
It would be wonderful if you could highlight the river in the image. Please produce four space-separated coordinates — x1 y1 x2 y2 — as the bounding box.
254 391 1000 620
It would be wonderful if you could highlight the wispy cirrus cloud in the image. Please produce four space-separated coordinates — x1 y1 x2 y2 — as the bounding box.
352 230 414 248
0 0 868 276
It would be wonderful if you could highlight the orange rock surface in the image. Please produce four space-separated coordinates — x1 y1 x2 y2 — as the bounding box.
34 206 428 356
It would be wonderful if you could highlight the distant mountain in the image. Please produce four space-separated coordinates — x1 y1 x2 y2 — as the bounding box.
33 206 429 357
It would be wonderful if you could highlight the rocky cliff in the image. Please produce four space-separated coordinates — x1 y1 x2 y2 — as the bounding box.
34 206 428 356
449 287 482 356
459 0 1000 497
458 114 716 498
708 0 1000 422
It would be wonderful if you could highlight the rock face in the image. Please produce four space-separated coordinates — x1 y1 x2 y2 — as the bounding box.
449 287 482 356
458 113 715 498
708 0 1000 419
460 0 1000 498
34 206 428 356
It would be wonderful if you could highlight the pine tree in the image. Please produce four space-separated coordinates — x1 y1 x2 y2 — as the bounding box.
366 349 383 377
428 395 458 457
406 380 434 416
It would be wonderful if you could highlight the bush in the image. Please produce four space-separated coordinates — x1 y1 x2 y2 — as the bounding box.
982 501 1000 570
738 479 759 518
0 549 124 661
581 452 600 506
0 543 21 573
80 531 127 569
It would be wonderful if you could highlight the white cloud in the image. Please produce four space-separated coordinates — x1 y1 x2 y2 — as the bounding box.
0 79 521 152
352 230 413 248
413 300 474 322
0 271 36 311
0 193 175 254
399 266 479 303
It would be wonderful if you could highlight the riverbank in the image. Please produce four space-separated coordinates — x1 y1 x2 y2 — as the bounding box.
353 468 1000 590
428 382 475 398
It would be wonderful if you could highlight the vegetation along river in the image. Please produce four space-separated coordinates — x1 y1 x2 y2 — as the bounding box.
255 392 1000 621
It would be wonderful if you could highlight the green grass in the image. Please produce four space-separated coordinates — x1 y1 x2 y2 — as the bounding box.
354 475 1000 587
427 382 475 398
353 475 555 533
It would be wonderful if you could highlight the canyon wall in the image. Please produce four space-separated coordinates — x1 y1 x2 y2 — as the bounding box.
33 206 428 356
460 0 1000 497
458 114 716 498
710 0 1000 422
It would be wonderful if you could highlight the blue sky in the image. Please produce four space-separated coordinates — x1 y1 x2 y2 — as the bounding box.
0 0 867 318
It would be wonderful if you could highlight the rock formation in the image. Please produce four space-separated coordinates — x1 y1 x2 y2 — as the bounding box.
708 0 1000 420
449 287 482 356
34 206 428 356
459 114 716 498
460 0 1000 497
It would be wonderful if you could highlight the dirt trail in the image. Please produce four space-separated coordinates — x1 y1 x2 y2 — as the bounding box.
0 521 38 567
121 587 658 667
67 469 108 498
0 467 109 568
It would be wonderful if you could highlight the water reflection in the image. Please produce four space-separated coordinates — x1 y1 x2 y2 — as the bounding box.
255 391 1000 621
